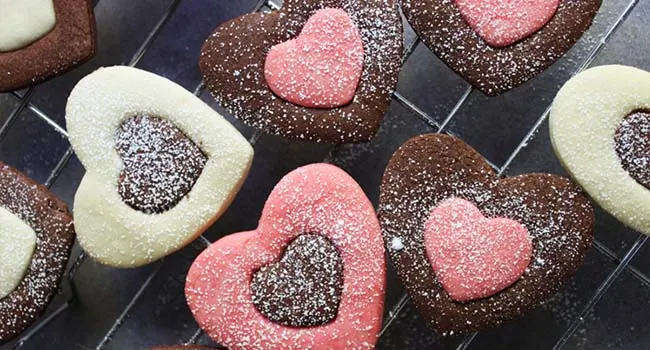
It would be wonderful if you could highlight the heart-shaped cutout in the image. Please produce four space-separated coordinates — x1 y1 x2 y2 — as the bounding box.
424 198 532 302
186 164 385 348
66 66 253 268
401 0 601 95
379 134 594 334
264 8 364 109
0 0 96 92
551 65 650 236
251 234 343 327
200 0 402 143
116 115 207 214
454 0 559 48
615 111 650 190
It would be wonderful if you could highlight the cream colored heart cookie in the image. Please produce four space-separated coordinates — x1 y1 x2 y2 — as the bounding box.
0 207 36 299
0 0 56 52
66 66 254 268
550 65 650 236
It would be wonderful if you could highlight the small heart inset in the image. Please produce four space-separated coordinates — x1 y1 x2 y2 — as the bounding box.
116 115 207 214
264 8 364 108
251 234 343 327
424 198 532 301
615 111 650 190
455 0 559 47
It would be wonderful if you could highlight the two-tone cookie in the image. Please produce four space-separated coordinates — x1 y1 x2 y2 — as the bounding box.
66 66 254 268
150 346 222 350
0 0 96 92
379 134 594 334
551 65 650 236
401 0 601 95
0 162 75 345
185 164 385 349
200 0 403 143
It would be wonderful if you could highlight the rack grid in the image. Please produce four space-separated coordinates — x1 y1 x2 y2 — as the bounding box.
0 0 649 349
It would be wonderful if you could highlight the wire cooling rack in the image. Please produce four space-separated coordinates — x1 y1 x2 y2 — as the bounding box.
0 0 649 349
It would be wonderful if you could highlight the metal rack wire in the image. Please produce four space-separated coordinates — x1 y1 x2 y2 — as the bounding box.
0 0 648 349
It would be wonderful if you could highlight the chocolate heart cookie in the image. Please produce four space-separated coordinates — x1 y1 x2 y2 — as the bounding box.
0 0 96 92
401 0 600 95
0 162 75 345
66 66 253 268
199 0 403 143
379 134 594 334
186 164 385 349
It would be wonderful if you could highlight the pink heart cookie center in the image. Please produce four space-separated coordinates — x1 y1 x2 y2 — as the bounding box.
264 8 364 109
424 198 533 302
455 0 559 48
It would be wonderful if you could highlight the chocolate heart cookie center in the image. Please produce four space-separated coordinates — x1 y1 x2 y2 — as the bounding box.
615 110 650 190
115 115 207 214
251 234 343 327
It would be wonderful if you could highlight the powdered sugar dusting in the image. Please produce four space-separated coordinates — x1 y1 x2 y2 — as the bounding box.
116 115 207 214
251 234 343 327
615 111 650 190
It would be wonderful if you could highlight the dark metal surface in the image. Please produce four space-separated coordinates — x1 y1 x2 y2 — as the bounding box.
0 0 649 349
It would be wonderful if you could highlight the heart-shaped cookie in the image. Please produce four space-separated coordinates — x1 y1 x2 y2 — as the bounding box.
424 198 533 302
200 0 402 143
401 0 600 95
0 162 75 345
264 8 364 108
0 0 96 92
150 347 222 350
550 65 650 236
455 0 559 47
185 164 385 349
379 134 594 334
66 66 253 268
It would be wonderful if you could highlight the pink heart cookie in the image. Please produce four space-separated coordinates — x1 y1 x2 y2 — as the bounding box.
185 163 385 349
455 0 560 47
424 197 533 301
264 8 364 108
